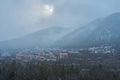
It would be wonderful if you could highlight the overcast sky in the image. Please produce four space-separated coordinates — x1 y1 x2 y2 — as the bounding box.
0 0 120 41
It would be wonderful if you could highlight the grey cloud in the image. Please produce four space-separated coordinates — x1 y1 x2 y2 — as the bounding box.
0 0 120 41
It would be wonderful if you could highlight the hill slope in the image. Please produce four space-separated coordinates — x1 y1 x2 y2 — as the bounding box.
56 13 120 48
0 27 66 48
1 13 120 49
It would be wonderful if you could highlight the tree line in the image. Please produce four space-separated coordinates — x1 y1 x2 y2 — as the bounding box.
0 60 120 80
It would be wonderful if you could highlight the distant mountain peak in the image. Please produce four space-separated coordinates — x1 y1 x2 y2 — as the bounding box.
55 12 120 48
1 13 120 49
108 12 120 17
105 12 120 22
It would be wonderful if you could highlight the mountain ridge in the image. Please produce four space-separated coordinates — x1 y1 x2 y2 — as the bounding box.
55 12 120 48
0 12 120 49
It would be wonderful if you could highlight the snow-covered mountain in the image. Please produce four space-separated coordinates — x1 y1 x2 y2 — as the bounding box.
56 12 120 48
0 27 67 48
1 12 120 49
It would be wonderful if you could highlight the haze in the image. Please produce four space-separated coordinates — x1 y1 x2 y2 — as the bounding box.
0 0 120 41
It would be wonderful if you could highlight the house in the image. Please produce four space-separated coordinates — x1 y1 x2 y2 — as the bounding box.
35 54 46 61
16 53 32 60
47 53 57 61
59 52 68 59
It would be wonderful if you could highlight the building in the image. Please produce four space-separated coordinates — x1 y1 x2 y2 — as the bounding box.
59 52 68 59
47 53 57 61
16 53 32 61
35 54 46 61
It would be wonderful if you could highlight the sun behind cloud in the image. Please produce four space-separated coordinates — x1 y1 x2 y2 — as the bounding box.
43 4 54 16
